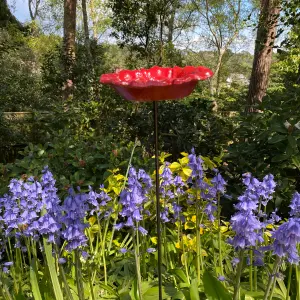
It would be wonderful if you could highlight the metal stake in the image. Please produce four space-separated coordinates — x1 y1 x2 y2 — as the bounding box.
153 101 162 300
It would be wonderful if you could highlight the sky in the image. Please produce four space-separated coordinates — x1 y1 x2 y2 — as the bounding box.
8 0 31 23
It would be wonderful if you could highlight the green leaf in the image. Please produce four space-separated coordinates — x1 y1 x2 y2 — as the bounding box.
271 154 288 162
97 282 118 296
268 134 286 144
43 239 64 300
30 257 43 300
288 135 297 149
292 155 300 168
169 269 189 284
203 271 231 300
241 291 265 299
190 279 200 300
143 286 166 300
270 122 287 134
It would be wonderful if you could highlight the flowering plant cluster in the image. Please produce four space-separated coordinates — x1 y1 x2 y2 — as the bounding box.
0 166 112 256
0 149 299 299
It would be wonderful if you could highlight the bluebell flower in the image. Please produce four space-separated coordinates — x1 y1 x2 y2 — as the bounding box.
81 251 89 259
265 209 281 225
188 148 204 186
117 167 152 234
146 248 156 253
160 163 174 198
38 167 62 243
119 248 128 254
61 188 89 251
174 175 185 195
58 258 66 264
231 257 240 267
290 192 300 217
229 174 266 250
218 275 226 282
172 202 182 220
1 261 13 274
161 163 173 187
160 207 170 223
204 200 218 222
138 226 148 236
272 218 300 264
229 212 263 249
211 172 227 194
87 185 111 215
271 193 300 264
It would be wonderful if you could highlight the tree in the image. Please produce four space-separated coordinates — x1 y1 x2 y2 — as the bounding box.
28 0 41 20
191 0 248 96
0 0 26 31
246 0 281 112
89 0 112 41
63 0 77 99
109 0 191 66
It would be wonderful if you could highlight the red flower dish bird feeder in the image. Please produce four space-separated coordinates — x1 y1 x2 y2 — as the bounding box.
100 65 213 101
99 65 213 300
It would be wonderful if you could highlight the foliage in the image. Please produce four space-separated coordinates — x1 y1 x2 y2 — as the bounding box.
226 85 300 214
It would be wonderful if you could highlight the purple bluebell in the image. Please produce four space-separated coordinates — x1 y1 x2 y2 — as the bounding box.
229 212 263 249
188 148 204 186
160 163 174 198
271 192 300 264
161 163 173 187
231 257 240 267
38 166 62 243
87 185 111 215
146 248 156 253
229 173 266 250
174 175 185 195
211 172 227 194
58 258 66 264
160 207 170 223
61 188 89 251
1 261 13 273
272 218 300 264
290 192 300 217
204 200 218 222
172 202 182 220
116 167 151 234
138 226 148 236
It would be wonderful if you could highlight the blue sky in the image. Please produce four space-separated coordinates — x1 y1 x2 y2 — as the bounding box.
8 0 31 22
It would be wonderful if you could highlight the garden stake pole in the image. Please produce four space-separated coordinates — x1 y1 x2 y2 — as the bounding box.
154 101 163 300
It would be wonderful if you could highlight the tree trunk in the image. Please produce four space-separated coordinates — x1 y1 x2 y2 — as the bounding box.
82 0 93 63
246 0 280 112
63 0 77 100
211 48 225 96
